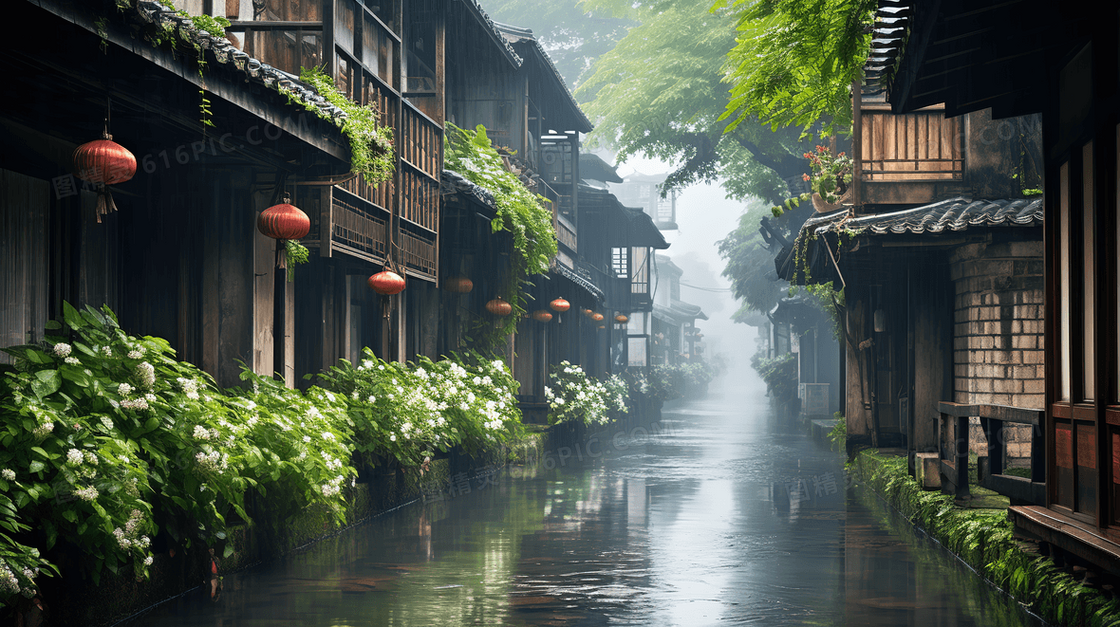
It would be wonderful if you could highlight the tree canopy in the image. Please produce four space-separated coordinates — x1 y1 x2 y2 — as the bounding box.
717 0 877 137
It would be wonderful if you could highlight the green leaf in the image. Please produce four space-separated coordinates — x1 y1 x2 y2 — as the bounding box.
62 509 79 524
31 370 61 398
30 446 51 459
63 302 84 329
28 460 45 474
223 543 235 558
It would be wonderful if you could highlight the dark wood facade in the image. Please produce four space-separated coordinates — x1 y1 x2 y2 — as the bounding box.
882 0 1120 575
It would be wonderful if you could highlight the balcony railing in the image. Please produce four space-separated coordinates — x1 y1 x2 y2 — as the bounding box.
860 109 963 182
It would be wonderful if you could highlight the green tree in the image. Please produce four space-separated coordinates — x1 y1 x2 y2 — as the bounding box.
717 199 810 318
574 0 817 205
483 0 633 89
717 0 877 136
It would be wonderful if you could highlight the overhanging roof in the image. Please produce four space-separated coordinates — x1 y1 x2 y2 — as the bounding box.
880 0 1093 118
495 23 593 134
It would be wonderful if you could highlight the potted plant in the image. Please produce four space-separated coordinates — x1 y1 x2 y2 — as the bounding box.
803 145 853 213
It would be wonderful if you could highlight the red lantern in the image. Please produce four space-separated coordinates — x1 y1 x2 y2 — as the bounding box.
532 310 553 323
258 193 310 240
486 297 512 316
615 314 629 324
591 313 604 322
549 298 570 312
368 270 405 295
444 276 474 293
582 308 593 317
73 129 137 222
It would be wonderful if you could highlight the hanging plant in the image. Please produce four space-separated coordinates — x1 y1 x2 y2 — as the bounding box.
444 123 557 351
284 239 310 282
294 68 395 186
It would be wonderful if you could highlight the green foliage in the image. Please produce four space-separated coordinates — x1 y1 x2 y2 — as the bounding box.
283 239 310 283
444 123 559 349
632 362 716 403
717 0 877 137
576 0 817 204
752 352 797 402
316 348 523 467
0 305 529 606
0 304 357 605
296 68 395 186
717 200 795 316
803 144 853 203
544 362 629 426
482 0 634 89
826 412 846 451
853 451 1120 627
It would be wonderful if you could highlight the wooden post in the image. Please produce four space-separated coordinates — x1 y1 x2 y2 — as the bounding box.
956 414 971 499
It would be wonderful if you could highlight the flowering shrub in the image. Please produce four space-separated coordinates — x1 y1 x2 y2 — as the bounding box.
316 349 523 468
637 362 716 402
544 361 629 426
0 304 354 607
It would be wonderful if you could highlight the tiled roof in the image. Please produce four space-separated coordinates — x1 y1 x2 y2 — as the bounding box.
132 1 349 126
494 23 593 133
441 170 497 209
553 262 606 302
804 197 1042 238
462 2 523 67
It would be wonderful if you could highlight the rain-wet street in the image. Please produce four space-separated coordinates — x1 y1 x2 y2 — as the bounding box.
125 375 1044 627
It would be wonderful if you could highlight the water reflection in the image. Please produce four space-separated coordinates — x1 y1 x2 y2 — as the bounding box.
126 383 1042 627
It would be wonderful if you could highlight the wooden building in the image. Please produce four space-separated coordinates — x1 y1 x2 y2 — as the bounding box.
877 0 1120 578
780 72 1046 458
651 254 708 366
2 0 362 389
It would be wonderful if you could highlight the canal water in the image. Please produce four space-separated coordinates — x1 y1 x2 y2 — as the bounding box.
125 373 1044 627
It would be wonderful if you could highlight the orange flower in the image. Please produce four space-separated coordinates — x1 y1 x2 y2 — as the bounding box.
802 173 810 182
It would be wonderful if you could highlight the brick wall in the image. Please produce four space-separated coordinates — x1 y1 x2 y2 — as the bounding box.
950 239 1045 409
949 238 1044 464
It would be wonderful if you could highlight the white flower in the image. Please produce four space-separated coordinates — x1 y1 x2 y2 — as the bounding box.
84 451 98 465
322 431 335 441
66 449 84 466
193 425 211 440
64 356 80 365
367 395 376 403
32 422 54 438
120 456 129 464
1 469 15 481
389 434 397 442
144 555 154 566
100 346 112 357
75 486 99 501
118 383 133 396
136 362 155 388
121 398 149 411
53 343 72 358
128 349 144 360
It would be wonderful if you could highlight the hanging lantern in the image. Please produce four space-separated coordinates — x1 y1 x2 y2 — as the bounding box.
591 312 604 322
615 314 629 324
444 276 474 293
258 193 310 240
73 128 137 223
368 270 405 295
486 297 512 316
532 310 553 323
549 298 570 313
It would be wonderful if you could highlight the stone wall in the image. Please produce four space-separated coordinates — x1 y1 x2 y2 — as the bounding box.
949 237 1044 463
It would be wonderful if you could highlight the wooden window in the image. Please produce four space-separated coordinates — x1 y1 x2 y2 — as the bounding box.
612 247 628 278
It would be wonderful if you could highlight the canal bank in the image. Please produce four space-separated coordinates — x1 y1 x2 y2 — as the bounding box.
849 449 1120 626
116 386 1051 627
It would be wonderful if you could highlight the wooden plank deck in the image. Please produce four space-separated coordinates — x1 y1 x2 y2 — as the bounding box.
1008 505 1120 576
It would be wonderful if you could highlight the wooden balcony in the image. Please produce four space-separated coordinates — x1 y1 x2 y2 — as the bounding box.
856 105 969 206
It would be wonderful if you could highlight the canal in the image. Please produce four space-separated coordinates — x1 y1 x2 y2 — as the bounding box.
124 374 1044 626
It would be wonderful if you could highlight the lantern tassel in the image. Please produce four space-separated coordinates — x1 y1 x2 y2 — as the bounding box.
94 185 118 224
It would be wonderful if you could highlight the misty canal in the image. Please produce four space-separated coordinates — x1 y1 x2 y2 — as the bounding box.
124 374 1042 627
